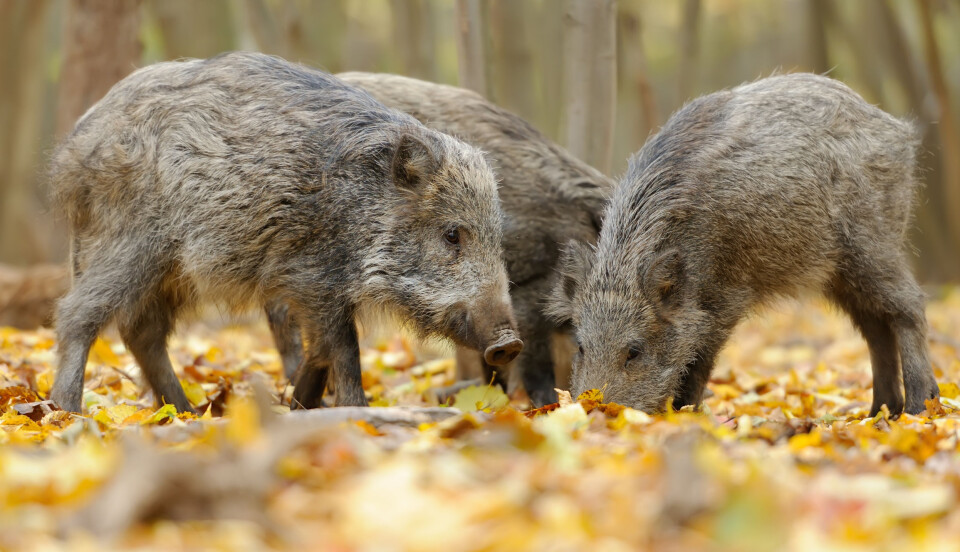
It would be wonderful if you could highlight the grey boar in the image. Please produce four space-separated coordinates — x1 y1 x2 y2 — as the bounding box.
48 52 521 413
268 72 613 407
549 73 940 416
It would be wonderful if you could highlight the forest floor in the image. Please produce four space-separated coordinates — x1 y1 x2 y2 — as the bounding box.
2 290 960 551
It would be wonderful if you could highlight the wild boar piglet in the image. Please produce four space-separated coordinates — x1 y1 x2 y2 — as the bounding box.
49 52 521 413
264 72 612 407
550 73 940 416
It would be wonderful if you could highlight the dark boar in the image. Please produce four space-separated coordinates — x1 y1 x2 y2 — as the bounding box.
550 73 940 416
277 72 612 406
48 52 521 413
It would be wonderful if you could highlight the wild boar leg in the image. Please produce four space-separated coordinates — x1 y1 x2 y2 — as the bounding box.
293 317 367 408
829 276 906 416
117 296 194 413
50 251 136 412
50 285 112 412
672 343 721 409
887 272 939 415
291 352 331 410
516 322 557 407
511 280 557 407
330 323 367 407
265 301 304 381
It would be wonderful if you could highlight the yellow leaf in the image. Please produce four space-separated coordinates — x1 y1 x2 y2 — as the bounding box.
92 404 139 427
938 382 960 400
140 404 178 425
452 385 509 413
0 412 40 429
35 371 55 397
89 338 121 367
225 396 261 445
204 346 223 363
788 429 821 452
181 380 207 406
576 389 604 403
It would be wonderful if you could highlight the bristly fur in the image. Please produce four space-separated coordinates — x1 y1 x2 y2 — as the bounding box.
335 72 615 406
48 52 520 413
551 72 939 416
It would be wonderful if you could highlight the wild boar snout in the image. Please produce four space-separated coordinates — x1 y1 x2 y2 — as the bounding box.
484 330 523 366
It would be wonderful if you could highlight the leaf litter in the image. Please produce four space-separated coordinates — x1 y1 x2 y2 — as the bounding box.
0 291 959 550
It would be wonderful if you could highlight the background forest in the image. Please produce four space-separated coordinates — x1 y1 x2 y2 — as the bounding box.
1 0 959 283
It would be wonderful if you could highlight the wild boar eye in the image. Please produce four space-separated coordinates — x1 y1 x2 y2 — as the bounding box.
626 347 640 361
444 227 460 245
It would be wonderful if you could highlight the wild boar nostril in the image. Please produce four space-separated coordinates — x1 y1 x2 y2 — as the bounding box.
484 337 522 366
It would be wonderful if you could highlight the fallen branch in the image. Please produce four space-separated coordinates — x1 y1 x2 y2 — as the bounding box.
67 405 465 537
287 405 459 428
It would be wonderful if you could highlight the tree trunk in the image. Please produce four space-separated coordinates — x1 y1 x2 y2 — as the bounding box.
873 0 957 281
534 0 565 141
916 0 960 268
677 0 701 102
0 1 52 265
562 0 617 175
454 0 488 96
147 0 235 60
241 0 282 55
56 0 142 137
487 0 537 123
805 0 830 74
617 9 658 151
391 0 436 81
0 264 69 329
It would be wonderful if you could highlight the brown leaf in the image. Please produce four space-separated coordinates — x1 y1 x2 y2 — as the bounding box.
12 400 57 422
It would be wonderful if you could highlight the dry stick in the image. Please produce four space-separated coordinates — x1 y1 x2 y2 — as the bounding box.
69 405 470 536
151 405 464 442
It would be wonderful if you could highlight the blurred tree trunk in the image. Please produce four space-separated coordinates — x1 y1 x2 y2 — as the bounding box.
917 0 960 269
487 0 536 123
870 0 957 281
617 9 658 150
0 264 68 329
0 0 51 265
806 0 830 73
677 0 701 101
391 0 436 81
296 0 347 72
817 2 882 101
241 1 346 71
56 0 142 137
454 0 487 96
562 0 617 175
534 0 564 140
148 0 235 60
242 0 282 55
874 1 925 110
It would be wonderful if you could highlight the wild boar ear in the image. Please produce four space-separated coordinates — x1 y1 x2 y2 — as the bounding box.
546 240 594 324
391 133 440 189
644 248 684 310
